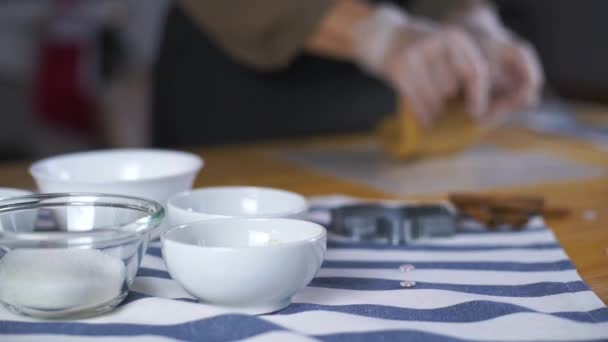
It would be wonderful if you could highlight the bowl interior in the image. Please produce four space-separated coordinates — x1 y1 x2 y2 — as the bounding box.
170 187 307 217
164 218 325 248
0 194 164 246
31 149 202 183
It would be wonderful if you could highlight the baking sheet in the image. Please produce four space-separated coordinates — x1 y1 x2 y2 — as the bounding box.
516 100 608 151
274 143 605 196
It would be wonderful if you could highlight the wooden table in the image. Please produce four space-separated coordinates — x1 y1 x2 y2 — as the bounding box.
2 106 607 304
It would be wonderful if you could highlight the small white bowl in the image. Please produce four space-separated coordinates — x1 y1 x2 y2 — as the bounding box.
162 218 326 314
29 149 203 204
167 186 308 227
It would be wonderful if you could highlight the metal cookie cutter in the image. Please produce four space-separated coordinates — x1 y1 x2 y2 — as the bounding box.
326 203 456 245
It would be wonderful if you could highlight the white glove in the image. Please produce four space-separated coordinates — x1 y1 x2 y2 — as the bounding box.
457 4 544 124
353 5 490 127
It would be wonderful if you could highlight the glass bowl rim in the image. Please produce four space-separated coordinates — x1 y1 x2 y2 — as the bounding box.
0 192 165 248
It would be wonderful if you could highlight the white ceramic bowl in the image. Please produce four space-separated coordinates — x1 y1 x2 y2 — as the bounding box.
29 149 203 204
167 186 308 227
162 218 326 314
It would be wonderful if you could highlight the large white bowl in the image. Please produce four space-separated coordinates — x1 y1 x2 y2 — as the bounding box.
167 186 308 227
162 218 326 315
29 149 203 204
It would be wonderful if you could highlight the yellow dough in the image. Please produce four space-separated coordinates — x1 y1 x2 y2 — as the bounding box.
377 101 486 160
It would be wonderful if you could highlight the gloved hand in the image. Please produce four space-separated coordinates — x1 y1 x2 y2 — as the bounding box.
456 4 544 125
353 5 491 127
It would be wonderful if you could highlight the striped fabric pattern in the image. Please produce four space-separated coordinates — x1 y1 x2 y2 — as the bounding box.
1 196 607 341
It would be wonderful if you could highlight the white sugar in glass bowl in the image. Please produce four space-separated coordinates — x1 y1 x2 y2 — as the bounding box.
162 218 326 314
29 149 203 205
167 186 308 227
0 193 164 318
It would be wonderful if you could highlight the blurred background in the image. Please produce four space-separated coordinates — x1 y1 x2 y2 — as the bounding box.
0 0 606 161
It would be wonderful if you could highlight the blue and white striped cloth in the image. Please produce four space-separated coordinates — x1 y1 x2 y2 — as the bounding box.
1 196 607 341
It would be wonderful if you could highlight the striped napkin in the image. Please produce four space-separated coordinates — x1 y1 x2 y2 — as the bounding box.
1 196 607 341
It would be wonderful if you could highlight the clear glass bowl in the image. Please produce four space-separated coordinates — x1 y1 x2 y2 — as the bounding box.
0 193 164 318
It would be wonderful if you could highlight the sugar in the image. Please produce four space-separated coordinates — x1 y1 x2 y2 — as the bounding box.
0 248 126 310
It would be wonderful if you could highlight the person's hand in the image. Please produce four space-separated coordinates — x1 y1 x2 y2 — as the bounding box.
457 4 544 125
353 5 491 127
384 26 491 126
476 36 543 124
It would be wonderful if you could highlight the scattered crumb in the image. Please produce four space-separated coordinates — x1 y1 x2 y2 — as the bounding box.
583 210 597 221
